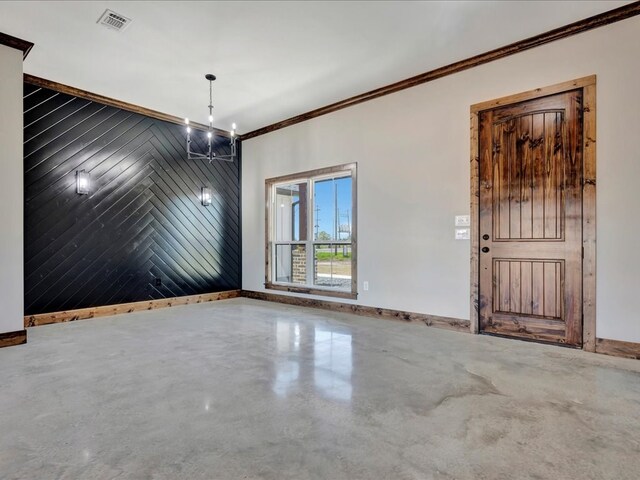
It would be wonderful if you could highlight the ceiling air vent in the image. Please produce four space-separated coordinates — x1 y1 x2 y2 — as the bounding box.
97 9 132 32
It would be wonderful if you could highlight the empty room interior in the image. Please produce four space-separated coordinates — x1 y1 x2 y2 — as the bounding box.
1 1 640 478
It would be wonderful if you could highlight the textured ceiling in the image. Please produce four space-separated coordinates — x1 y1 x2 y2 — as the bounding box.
0 1 630 133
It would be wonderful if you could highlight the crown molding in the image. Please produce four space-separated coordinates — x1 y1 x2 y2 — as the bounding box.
0 31 33 59
24 74 232 137
241 1 640 141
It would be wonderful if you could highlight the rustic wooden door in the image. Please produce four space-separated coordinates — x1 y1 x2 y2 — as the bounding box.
478 90 583 345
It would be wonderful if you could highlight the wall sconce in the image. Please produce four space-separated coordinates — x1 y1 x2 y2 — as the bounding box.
201 187 212 206
76 170 90 195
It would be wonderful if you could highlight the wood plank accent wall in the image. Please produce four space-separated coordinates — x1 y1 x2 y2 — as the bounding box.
25 290 241 327
240 2 640 141
24 82 241 315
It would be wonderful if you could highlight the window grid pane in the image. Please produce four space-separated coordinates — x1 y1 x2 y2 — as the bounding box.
275 243 306 284
313 175 352 242
313 243 352 290
275 182 308 242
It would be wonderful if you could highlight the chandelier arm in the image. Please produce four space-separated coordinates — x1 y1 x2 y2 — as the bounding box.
188 152 210 160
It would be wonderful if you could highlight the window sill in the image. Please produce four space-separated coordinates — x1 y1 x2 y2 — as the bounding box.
265 282 357 300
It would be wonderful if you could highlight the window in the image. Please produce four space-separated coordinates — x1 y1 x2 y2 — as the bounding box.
265 163 357 299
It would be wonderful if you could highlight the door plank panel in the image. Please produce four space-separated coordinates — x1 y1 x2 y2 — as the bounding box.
531 114 545 239
543 112 555 239
499 260 511 312
518 116 533 239
507 120 521 239
520 261 533 315
510 260 521 313
495 123 510 240
543 261 558 318
531 261 544 317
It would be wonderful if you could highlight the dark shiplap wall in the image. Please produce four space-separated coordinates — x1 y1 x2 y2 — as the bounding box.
24 83 241 315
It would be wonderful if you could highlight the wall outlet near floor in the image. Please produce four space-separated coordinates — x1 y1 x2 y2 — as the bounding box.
363 281 369 291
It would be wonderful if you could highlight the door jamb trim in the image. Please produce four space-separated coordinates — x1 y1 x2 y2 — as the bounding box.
469 75 597 351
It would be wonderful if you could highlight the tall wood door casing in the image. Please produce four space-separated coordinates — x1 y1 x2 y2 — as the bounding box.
478 90 583 345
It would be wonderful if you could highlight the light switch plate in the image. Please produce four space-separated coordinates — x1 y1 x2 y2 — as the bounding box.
455 215 470 227
455 228 470 240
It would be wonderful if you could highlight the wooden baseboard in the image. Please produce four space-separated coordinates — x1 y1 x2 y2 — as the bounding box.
21 289 640 361
25 290 241 327
595 338 640 360
0 329 27 348
241 290 470 333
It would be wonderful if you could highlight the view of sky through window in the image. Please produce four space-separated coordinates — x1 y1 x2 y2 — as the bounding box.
313 176 352 241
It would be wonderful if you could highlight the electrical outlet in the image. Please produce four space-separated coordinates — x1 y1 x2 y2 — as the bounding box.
363 281 369 291
155 277 162 287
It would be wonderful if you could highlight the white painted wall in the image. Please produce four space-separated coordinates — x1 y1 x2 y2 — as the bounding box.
0 44 24 334
243 17 640 343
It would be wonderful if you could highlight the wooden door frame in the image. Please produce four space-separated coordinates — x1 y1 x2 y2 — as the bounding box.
469 75 597 351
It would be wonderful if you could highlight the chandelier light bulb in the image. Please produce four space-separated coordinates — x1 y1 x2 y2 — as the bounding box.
207 131 212 139
232 123 237 130
185 118 189 125
209 115 213 123
187 127 191 133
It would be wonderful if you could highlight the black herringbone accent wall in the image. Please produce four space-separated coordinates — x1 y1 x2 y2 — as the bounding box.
24 83 241 315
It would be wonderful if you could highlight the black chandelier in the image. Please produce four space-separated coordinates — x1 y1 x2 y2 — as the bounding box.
185 74 237 163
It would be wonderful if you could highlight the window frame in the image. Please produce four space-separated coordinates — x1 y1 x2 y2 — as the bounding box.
265 163 357 299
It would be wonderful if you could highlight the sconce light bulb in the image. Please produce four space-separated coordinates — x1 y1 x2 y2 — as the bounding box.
76 170 90 194
201 187 212 206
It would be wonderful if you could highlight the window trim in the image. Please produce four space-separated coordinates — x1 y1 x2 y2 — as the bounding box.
265 163 357 300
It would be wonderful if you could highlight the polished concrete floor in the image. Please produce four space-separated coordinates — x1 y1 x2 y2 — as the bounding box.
1 298 639 480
